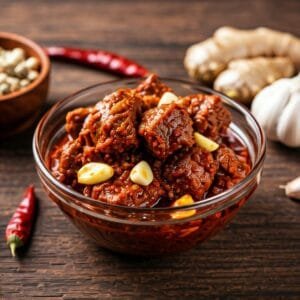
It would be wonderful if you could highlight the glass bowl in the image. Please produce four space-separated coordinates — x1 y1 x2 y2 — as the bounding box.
33 78 266 256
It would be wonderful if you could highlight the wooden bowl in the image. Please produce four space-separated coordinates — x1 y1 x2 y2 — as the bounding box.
0 32 50 138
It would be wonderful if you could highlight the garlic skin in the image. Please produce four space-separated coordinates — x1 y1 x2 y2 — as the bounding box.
251 78 291 141
285 177 300 200
251 74 300 147
277 92 300 147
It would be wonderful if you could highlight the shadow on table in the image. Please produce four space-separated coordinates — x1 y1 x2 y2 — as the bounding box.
91 243 217 297
268 139 300 156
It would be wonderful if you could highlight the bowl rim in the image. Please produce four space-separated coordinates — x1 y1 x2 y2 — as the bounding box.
0 31 50 102
33 77 266 213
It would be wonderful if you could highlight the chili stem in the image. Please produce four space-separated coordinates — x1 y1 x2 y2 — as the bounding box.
10 242 17 257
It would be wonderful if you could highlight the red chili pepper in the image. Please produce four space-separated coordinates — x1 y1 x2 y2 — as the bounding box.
5 185 37 257
45 46 149 78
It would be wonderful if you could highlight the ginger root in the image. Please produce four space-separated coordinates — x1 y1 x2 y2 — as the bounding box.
184 27 300 84
214 57 295 104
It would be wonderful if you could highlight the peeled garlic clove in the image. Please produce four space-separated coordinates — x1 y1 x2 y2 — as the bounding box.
6 76 20 92
20 79 30 87
5 65 15 77
0 73 7 83
285 177 300 200
130 161 153 186
158 92 178 106
14 62 28 78
0 82 10 95
173 194 194 207
194 132 219 152
171 194 196 219
6 48 25 66
25 57 39 70
78 162 114 185
27 70 39 81
0 56 6 71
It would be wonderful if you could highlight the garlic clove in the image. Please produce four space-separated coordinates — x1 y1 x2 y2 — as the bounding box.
0 72 7 83
194 132 219 152
6 76 20 92
25 57 39 70
251 78 291 141
171 194 196 219
289 73 300 93
27 70 39 81
130 161 153 186
158 92 178 106
78 162 114 185
6 48 25 67
0 82 10 95
20 79 30 87
284 177 300 200
14 62 28 78
277 91 300 147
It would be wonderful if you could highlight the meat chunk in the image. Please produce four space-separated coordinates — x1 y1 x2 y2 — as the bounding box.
79 89 142 153
49 134 111 187
136 74 172 109
209 145 251 195
83 153 165 207
65 107 91 139
217 145 250 178
163 147 218 201
138 103 194 159
177 94 231 140
51 139 83 186
84 171 165 207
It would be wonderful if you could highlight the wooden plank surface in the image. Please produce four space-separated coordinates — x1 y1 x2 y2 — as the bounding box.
0 0 300 298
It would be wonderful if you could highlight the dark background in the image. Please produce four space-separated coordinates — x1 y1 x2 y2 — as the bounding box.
1 0 300 298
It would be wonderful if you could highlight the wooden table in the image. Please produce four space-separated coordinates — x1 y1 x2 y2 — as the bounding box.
1 0 300 298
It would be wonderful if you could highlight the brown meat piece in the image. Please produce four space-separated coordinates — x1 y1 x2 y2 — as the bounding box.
217 145 250 178
51 139 83 186
177 94 231 140
209 145 251 195
65 107 91 139
79 89 142 153
163 146 218 201
138 103 194 159
51 138 166 207
84 171 164 207
51 89 142 187
136 74 172 109
83 153 165 207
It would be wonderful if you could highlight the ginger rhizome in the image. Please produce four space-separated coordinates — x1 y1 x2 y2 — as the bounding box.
184 27 300 103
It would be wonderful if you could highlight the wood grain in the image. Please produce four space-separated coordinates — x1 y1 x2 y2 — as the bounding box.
0 0 300 298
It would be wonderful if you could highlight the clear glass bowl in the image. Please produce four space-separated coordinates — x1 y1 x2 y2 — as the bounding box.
33 78 266 256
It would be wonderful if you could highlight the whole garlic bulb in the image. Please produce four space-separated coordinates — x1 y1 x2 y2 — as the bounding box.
251 74 300 147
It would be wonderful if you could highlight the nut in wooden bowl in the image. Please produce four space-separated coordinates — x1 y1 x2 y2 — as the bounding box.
0 32 50 138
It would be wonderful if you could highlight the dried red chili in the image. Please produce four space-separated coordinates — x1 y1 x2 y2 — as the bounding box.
5 185 37 257
45 46 149 77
